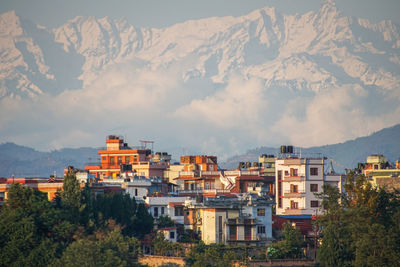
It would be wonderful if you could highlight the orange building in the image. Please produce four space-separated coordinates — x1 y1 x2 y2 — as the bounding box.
0 177 63 203
85 135 168 179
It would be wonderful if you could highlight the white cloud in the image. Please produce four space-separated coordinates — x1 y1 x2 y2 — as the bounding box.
1 61 399 161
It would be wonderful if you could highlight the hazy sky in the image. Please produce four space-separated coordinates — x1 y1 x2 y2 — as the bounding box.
1 0 400 28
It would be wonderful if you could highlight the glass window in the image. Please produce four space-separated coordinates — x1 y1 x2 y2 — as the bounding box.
169 231 175 239
110 157 115 165
310 168 318 176
125 156 130 164
161 207 165 215
154 207 158 217
257 208 265 216
118 156 122 164
257 225 266 234
310 184 318 192
311 200 319 207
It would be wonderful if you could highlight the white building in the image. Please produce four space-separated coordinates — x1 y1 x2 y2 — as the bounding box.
275 156 342 216
145 196 189 224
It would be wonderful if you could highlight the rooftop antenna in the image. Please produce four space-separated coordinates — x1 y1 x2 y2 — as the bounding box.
139 140 154 152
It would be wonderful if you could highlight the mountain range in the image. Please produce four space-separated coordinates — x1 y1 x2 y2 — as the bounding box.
0 0 399 157
0 123 399 177
1 0 400 99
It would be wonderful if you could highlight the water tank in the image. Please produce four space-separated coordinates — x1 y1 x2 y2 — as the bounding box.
280 145 287 153
287 145 294 153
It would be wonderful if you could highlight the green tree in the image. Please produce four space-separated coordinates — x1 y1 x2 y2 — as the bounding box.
157 215 175 228
317 172 400 267
268 222 304 259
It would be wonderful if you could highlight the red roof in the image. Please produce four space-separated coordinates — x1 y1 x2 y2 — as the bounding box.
169 202 184 207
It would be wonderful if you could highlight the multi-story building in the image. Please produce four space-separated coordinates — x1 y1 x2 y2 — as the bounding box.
0 177 63 203
145 196 189 225
360 154 400 190
184 192 273 245
85 135 168 179
275 149 342 216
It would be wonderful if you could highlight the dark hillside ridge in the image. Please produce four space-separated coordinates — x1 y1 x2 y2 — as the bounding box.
221 124 400 170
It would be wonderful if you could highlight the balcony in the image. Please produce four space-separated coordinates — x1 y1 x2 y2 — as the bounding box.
283 207 307 215
283 175 305 182
283 190 306 198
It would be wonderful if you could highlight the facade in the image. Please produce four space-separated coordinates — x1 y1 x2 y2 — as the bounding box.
0 177 63 203
275 156 342 216
145 196 188 225
158 227 178 243
360 154 400 189
184 193 273 245
85 135 168 179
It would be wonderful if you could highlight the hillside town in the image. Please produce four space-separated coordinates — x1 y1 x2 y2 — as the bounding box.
1 135 400 266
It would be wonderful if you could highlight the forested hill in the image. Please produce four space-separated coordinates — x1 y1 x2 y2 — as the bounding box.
222 123 400 170
0 142 98 177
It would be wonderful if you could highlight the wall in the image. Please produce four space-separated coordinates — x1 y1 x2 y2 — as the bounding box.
138 256 185 267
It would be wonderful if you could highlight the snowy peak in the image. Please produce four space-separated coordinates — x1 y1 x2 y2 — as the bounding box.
0 3 400 100
0 10 23 37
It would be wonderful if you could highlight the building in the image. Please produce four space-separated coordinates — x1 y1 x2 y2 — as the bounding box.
175 155 230 197
184 192 273 245
0 177 64 204
85 135 168 179
145 196 189 225
360 154 400 190
157 227 178 243
275 147 342 216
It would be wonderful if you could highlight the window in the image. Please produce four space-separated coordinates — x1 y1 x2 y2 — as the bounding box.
102 156 106 161
169 231 175 239
290 184 298 193
135 189 138 196
374 164 379 170
110 157 115 165
175 207 184 216
257 225 266 234
118 156 122 164
125 156 130 164
310 167 318 176
154 207 158 217
161 207 165 215
310 184 318 192
257 208 265 216
285 170 289 176
311 200 319 207
290 168 298 176
278 170 282 180
290 201 298 209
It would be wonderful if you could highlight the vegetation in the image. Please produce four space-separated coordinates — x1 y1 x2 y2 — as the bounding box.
0 174 153 267
267 222 304 259
316 172 400 266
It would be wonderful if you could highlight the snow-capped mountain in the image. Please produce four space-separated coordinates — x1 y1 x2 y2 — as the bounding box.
1 0 399 99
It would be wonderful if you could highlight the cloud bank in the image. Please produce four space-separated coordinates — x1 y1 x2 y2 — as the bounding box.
1 60 399 160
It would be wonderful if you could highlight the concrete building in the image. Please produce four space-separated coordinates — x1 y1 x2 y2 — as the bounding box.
275 150 342 216
85 135 168 179
360 154 400 190
0 177 63 203
184 192 273 245
145 196 189 225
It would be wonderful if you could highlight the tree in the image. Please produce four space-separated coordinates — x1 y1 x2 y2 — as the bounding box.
316 172 400 267
58 222 142 267
157 215 175 228
268 222 304 259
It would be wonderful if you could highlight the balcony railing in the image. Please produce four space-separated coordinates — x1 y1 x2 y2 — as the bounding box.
283 190 305 197
283 208 307 215
283 175 305 182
